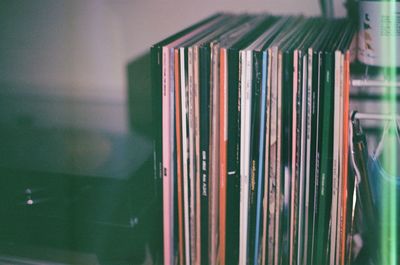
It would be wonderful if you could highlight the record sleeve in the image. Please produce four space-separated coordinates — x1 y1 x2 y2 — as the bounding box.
227 17 289 265
229 17 294 265
314 47 335 265
216 16 271 265
198 43 211 265
248 48 263 265
266 18 305 265
176 16 246 264
187 45 197 265
238 49 252 265
209 41 221 265
264 19 300 263
179 46 191 265
194 46 202 265
251 19 289 265
277 20 318 265
223 17 276 265
298 53 308 265
174 49 185 265
161 43 174 265
330 23 354 264
152 15 356 265
314 20 345 265
329 48 343 265
160 14 230 264
338 33 354 265
306 21 334 264
241 30 267 265
288 20 324 264
259 20 292 265
289 48 300 265
151 13 223 264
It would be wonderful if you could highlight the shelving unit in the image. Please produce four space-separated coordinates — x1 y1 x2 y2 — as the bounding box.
348 69 400 265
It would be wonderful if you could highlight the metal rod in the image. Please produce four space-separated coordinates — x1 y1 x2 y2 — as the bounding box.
352 112 400 121
351 79 400 88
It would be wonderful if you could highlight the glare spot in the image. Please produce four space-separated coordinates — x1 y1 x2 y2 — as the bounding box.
130 217 139 227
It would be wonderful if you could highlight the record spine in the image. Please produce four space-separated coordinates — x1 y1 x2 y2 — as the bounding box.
306 47 319 265
267 47 276 265
339 51 350 265
219 46 228 265
199 44 211 265
253 50 268 265
188 46 197 265
329 50 342 265
225 46 241 265
248 50 263 265
309 50 323 265
150 44 164 264
239 49 252 265
162 45 173 265
314 51 334 265
261 49 271 265
180 47 192 265
297 53 308 265
209 42 220 265
174 49 185 265
289 49 299 265
280 48 294 265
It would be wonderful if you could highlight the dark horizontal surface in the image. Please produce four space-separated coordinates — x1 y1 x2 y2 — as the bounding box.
0 126 161 264
0 126 152 179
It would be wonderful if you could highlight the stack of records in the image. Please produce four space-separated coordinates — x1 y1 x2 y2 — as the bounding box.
151 13 356 265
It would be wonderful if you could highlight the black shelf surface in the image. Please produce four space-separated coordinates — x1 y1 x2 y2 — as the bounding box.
0 95 162 264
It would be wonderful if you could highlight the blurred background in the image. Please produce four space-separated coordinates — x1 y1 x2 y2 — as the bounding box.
0 0 340 133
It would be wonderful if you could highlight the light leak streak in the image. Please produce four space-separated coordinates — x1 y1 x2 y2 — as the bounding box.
380 1 398 264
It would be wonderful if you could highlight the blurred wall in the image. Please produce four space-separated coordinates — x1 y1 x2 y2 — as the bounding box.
0 0 346 132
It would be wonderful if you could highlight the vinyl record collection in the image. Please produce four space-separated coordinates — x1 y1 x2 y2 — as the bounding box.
151 13 356 265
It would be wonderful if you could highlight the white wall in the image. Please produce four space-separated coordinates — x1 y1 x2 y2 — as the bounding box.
0 1 125 102
0 0 345 132
113 0 324 60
